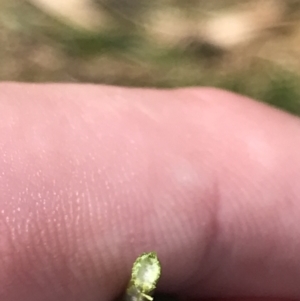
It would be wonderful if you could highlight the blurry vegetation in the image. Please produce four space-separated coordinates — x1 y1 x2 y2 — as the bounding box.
0 0 300 115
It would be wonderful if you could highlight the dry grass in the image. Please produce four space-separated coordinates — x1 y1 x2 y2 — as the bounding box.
0 0 300 114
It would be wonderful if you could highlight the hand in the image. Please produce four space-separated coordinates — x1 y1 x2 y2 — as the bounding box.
1 83 300 301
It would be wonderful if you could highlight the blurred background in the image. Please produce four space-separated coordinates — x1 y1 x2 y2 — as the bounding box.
1 0 300 115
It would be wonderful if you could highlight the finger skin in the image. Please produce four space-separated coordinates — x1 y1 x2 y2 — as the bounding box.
0 83 300 301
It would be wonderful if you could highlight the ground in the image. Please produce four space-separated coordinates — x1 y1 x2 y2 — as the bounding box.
1 0 300 115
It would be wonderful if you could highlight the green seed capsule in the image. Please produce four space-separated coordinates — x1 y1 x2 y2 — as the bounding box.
126 252 161 301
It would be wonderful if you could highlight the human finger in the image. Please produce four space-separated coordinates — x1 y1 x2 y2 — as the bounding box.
0 84 300 301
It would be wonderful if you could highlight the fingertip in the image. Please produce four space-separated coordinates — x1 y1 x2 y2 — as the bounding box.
1 84 300 300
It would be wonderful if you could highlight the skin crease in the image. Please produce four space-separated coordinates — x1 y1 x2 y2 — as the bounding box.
0 83 300 301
